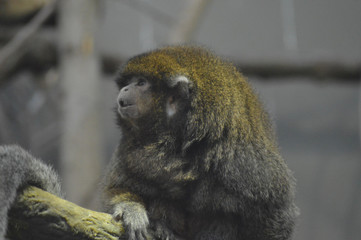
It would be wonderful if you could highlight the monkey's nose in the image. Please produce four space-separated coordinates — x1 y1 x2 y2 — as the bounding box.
121 86 129 92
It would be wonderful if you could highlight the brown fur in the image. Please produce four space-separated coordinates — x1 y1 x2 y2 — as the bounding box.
102 46 298 240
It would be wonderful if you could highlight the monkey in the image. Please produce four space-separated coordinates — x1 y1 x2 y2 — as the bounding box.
0 145 63 239
102 45 299 240
0 45 298 240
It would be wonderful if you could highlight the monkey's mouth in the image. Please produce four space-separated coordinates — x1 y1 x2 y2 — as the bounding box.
118 102 139 119
119 100 134 108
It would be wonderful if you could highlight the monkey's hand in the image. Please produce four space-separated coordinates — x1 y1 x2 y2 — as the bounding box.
151 221 184 240
113 201 149 240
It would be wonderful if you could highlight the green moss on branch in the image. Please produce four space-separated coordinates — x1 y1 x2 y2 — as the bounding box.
6 186 124 240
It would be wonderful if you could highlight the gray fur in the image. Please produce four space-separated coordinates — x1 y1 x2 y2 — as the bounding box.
0 145 63 239
113 201 149 240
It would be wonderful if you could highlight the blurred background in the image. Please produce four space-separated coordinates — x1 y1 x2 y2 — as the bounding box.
0 0 360 239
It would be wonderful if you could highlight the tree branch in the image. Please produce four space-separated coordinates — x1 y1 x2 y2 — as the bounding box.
6 186 124 240
0 0 57 80
0 30 360 82
120 0 176 26
168 0 212 44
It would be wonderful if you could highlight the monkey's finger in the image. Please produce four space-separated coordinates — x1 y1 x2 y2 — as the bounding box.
128 230 137 240
135 229 148 240
112 211 124 222
112 205 125 221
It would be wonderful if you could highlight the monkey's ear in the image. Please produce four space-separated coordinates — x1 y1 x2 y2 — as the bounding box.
166 75 191 118
168 75 191 99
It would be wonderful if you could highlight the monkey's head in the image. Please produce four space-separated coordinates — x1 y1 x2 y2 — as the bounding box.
115 63 191 138
116 46 275 150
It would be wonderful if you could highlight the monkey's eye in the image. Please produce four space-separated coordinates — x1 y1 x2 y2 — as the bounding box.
136 79 146 86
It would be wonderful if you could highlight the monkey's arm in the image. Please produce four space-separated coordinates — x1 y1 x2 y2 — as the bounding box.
0 145 63 239
104 187 149 240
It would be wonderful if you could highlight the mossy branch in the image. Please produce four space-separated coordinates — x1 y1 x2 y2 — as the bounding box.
6 186 124 240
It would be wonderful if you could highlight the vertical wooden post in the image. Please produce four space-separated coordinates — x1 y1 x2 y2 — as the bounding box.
58 0 103 208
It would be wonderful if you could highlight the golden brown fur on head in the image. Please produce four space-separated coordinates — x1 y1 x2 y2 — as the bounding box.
122 45 276 149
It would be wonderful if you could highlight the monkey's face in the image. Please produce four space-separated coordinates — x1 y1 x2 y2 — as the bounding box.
116 74 191 131
117 76 153 119
117 76 189 120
